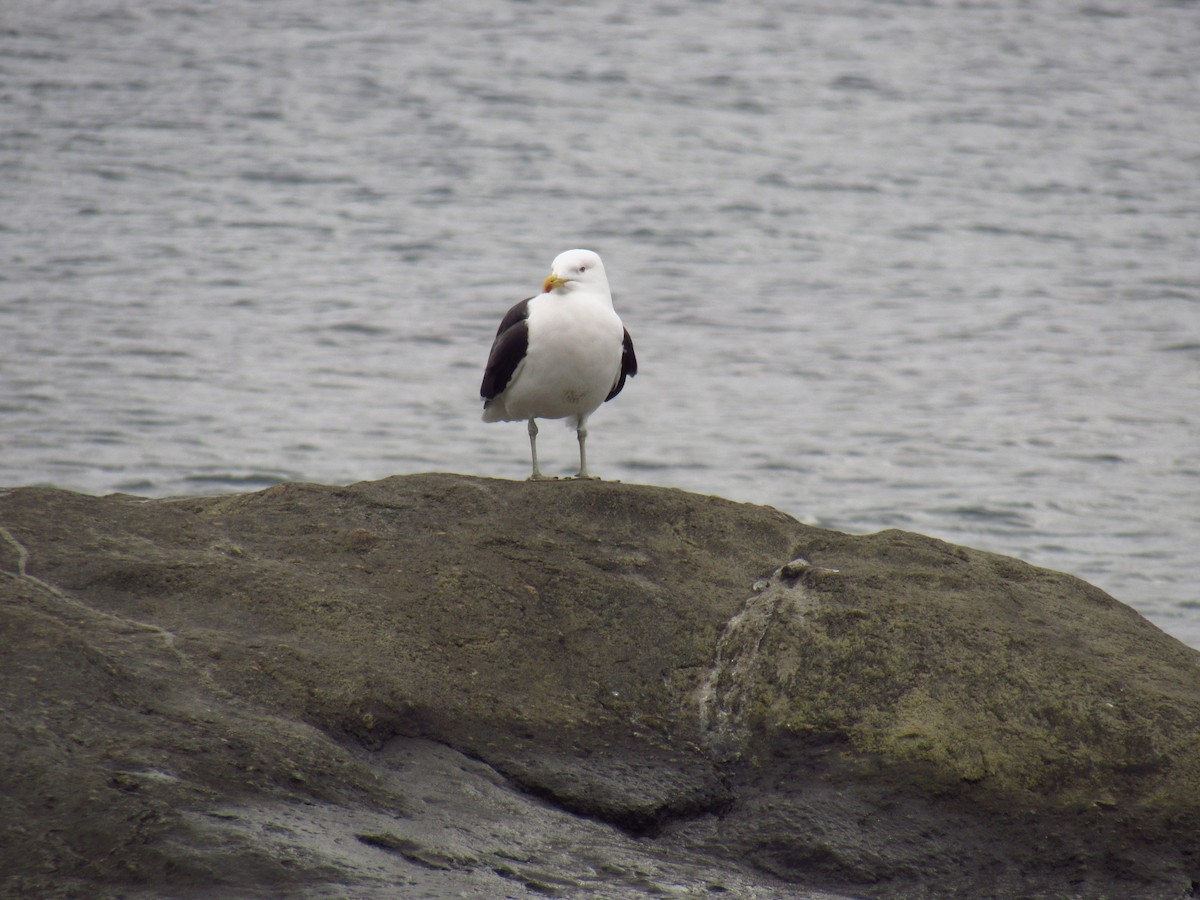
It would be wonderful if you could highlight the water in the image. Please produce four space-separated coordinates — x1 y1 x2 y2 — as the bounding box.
2 1 1198 647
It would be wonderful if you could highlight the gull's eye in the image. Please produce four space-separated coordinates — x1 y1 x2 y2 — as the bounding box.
578 265 588 273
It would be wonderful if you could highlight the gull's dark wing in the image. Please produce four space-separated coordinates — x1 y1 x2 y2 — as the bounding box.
481 297 533 399
605 328 637 402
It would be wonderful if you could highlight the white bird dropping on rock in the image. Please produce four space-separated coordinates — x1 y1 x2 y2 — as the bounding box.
481 249 637 480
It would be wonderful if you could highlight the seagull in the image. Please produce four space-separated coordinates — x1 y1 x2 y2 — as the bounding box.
481 249 637 480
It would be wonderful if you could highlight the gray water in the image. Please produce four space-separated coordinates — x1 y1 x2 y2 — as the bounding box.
3 1 1199 648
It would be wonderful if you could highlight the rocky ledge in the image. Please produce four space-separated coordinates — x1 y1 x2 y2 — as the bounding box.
1 474 1198 898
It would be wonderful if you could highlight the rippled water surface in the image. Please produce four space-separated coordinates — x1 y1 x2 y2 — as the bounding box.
3 1 1199 646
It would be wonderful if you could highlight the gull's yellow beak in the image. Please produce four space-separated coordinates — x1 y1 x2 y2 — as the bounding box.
543 272 568 293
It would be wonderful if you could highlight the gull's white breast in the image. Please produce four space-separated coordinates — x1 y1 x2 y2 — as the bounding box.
498 290 624 423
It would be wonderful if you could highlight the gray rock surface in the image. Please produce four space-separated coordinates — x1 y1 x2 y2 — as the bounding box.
1 474 1197 898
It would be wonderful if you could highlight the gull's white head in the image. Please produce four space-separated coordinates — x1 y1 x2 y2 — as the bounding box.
542 248 609 295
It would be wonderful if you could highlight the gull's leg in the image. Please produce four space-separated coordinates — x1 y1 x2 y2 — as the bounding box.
527 418 547 481
574 422 598 480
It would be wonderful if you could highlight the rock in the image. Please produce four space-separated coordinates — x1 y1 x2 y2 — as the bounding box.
1 474 1197 898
